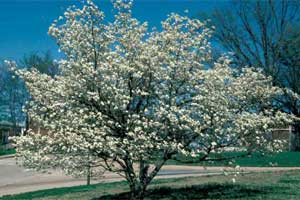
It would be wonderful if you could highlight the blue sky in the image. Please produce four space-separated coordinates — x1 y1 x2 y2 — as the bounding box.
0 0 229 60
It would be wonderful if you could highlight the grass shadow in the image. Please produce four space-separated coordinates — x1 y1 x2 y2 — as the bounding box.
278 178 300 184
97 183 280 200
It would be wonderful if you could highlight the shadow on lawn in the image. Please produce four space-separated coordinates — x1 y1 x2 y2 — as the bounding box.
278 178 300 184
97 183 280 200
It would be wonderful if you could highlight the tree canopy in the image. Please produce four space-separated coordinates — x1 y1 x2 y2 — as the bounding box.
11 1 293 199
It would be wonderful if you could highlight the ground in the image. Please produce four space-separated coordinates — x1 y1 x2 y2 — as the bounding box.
0 147 15 156
2 170 300 200
1 156 300 198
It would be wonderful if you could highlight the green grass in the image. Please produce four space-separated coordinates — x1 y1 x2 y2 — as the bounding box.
167 151 300 167
0 181 129 200
0 147 15 156
2 170 300 200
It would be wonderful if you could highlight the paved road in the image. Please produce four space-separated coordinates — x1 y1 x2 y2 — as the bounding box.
1 157 300 197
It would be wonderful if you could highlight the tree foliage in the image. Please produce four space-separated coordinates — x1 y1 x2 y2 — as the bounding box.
12 1 292 199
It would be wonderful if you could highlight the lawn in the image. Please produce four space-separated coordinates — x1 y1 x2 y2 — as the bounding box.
2 170 300 200
0 146 15 156
167 151 300 167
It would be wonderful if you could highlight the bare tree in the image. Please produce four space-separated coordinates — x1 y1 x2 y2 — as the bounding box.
278 25 300 150
210 0 300 151
0 51 58 137
0 64 27 136
19 51 59 77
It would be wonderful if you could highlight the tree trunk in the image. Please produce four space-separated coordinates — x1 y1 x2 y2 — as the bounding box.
292 122 300 151
87 165 91 186
124 153 171 199
129 182 147 200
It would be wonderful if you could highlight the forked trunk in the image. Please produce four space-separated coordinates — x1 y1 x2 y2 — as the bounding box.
129 182 147 200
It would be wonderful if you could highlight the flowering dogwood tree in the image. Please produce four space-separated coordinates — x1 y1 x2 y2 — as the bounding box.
12 0 292 199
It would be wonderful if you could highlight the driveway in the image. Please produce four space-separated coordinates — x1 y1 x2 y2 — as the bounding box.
1 157 300 197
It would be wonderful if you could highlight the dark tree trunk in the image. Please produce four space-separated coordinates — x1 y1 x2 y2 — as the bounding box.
24 113 30 136
124 152 172 199
129 182 147 200
292 122 300 151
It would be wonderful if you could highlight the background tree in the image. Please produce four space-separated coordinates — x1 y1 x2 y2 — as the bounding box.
0 51 58 136
277 25 300 150
13 1 292 199
20 51 59 77
210 0 300 151
0 62 27 135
